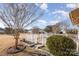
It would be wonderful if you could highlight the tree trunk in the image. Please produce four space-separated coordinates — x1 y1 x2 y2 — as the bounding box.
15 38 18 49
14 30 20 49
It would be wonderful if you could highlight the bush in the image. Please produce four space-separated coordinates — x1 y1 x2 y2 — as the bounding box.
46 35 76 56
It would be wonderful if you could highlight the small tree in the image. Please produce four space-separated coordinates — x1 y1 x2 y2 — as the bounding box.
0 3 44 50
44 25 52 33
46 35 76 56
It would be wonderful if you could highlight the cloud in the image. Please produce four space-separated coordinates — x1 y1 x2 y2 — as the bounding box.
52 10 70 24
29 19 64 29
32 19 48 29
37 19 47 24
52 10 69 18
49 20 61 25
0 23 4 28
25 26 32 30
40 3 48 10
66 4 77 9
35 3 48 11
36 19 61 27
51 10 70 26
0 19 5 28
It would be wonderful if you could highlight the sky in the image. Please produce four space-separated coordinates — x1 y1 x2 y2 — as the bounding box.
0 3 78 29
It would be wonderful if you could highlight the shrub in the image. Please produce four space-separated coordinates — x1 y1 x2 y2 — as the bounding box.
46 35 76 56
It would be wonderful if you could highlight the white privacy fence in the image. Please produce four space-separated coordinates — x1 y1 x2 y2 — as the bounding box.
23 33 78 45
24 33 53 45
21 33 79 52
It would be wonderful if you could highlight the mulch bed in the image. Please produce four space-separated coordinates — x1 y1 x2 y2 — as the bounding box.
7 44 26 54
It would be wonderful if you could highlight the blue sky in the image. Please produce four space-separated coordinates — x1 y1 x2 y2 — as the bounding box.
0 3 78 29
26 3 78 29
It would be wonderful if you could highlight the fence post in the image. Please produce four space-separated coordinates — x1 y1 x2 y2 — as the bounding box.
76 26 79 52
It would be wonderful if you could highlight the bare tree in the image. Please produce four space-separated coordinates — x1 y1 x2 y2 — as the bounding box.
59 21 69 36
0 3 44 49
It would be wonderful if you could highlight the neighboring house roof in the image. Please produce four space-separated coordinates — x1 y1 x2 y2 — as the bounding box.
28 28 46 33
